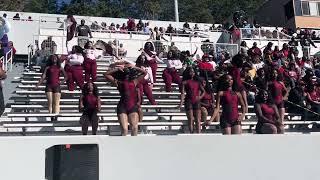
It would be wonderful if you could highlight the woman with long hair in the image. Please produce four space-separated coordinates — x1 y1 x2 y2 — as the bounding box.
162 50 183 92
255 90 284 134
200 79 216 128
84 41 100 82
36 55 68 121
268 69 288 123
228 54 248 113
135 54 157 122
142 41 162 83
180 67 205 133
65 45 84 91
79 82 101 135
207 74 246 135
104 64 147 136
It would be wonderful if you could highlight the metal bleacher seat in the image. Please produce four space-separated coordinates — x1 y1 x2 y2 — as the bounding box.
0 56 316 135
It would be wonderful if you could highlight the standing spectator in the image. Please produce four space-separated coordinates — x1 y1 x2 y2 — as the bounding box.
104 64 147 136
207 74 246 135
65 45 84 91
162 50 183 92
41 36 57 55
35 43 51 69
84 41 100 82
127 18 136 31
36 55 68 121
79 82 101 135
180 67 205 133
8 41 16 61
13 13 20 20
166 24 174 33
255 90 284 134
75 19 93 48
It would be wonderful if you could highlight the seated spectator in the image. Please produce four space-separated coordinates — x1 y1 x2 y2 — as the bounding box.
193 24 199 31
13 13 20 20
41 36 57 55
183 22 190 30
239 41 249 56
2 14 7 19
306 84 320 120
27 16 32 21
136 19 144 32
166 24 174 34
248 42 262 60
209 24 216 31
144 22 150 34
101 22 107 30
118 43 127 57
115 24 120 31
120 23 127 33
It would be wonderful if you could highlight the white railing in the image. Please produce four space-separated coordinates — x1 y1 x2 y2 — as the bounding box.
239 27 291 44
5 48 13 71
0 56 4 70
28 34 238 68
1 49 13 72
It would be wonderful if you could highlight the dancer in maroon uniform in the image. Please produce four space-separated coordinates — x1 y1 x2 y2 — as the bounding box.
180 67 205 133
65 45 84 91
143 42 162 83
268 69 288 123
228 54 248 113
135 54 157 121
36 55 68 121
84 41 100 82
207 74 246 135
79 82 101 135
200 79 216 126
255 90 284 134
162 50 183 92
105 64 147 136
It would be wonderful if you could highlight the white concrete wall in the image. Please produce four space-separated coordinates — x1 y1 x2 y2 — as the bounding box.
0 135 320 180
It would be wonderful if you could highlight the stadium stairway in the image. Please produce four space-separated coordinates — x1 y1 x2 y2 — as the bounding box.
0 56 318 136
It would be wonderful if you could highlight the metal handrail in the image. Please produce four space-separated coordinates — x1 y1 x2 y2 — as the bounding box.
0 56 4 70
4 49 13 72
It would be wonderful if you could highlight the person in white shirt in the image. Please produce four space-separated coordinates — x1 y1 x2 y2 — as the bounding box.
65 45 84 91
84 41 100 82
162 50 183 92
142 41 163 83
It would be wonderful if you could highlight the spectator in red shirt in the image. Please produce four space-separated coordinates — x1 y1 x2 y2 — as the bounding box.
127 18 136 31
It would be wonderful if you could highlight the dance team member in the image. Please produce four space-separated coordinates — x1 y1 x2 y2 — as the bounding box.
65 45 84 91
162 50 183 92
84 41 100 82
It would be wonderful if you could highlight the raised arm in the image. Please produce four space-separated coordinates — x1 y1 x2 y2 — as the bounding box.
104 67 123 85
